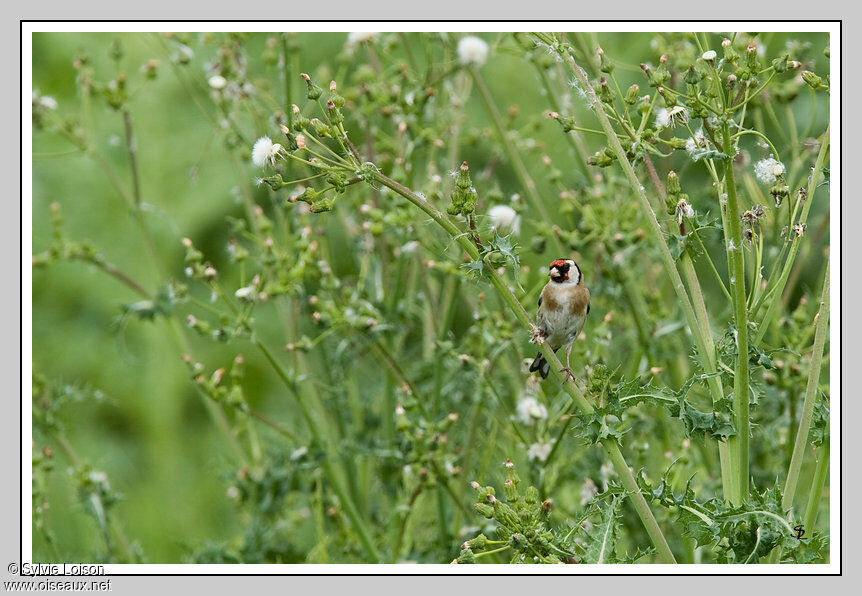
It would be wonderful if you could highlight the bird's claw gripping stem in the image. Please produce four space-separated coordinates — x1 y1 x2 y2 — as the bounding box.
530 325 546 345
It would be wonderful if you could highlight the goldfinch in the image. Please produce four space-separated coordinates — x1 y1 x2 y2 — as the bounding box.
529 259 590 381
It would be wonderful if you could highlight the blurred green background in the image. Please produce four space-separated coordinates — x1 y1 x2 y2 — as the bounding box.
32 31 830 563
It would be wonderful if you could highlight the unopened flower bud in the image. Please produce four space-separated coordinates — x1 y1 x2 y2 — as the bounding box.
301 73 323 99
666 170 681 195
624 83 640 105
597 46 614 73
474 503 494 518
801 71 823 89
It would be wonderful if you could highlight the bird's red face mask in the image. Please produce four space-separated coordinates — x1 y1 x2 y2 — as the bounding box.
548 259 571 282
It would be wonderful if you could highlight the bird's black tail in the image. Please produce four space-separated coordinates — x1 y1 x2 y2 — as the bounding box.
529 351 551 379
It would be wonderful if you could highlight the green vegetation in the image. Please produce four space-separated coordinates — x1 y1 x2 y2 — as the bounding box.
32 30 830 564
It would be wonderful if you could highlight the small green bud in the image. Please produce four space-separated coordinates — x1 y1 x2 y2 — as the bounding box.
326 100 344 124
474 503 494 518
326 171 348 193
640 62 665 87
770 182 790 207
726 73 738 92
624 83 640 105
293 115 310 131
509 533 527 550
311 198 334 213
772 53 789 73
260 174 285 191
524 486 539 505
464 534 489 550
329 93 345 109
456 548 476 564
310 118 331 138
668 137 689 150
666 171 681 195
637 97 652 115
278 125 299 151
301 73 323 99
683 65 702 86
722 38 739 63
226 385 244 408
455 161 472 189
598 77 613 104
297 187 322 203
801 71 823 89
657 86 677 107
504 478 518 502
548 111 577 133
539 499 553 520
597 46 614 73
587 146 616 168
746 44 760 71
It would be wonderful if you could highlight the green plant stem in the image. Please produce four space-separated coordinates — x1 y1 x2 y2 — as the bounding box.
720 121 751 500
371 170 676 564
560 55 703 374
802 438 829 531
121 108 165 280
782 258 830 511
753 126 830 346
559 47 739 502
255 339 381 562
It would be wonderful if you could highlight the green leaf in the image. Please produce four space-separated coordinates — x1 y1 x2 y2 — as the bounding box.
461 258 485 278
809 394 830 447
639 467 809 563
485 232 524 291
582 495 622 564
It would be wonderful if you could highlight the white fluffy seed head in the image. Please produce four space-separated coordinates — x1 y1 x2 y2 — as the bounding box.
516 396 548 426
38 96 58 110
457 36 489 66
251 136 283 168
527 441 553 462
208 75 227 90
488 205 521 234
346 31 378 48
753 156 786 184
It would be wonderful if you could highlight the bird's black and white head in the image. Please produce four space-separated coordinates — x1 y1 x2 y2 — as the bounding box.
548 259 580 286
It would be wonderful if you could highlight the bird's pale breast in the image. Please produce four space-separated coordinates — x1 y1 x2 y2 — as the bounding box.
538 284 590 349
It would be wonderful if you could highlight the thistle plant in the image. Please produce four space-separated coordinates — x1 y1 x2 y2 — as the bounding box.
32 30 831 565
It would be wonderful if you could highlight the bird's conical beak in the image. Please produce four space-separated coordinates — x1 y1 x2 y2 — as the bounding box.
549 267 559 277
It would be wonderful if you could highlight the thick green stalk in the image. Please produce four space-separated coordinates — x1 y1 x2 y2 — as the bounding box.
642 154 736 500
782 259 830 510
802 440 829 531
721 121 751 499
680 253 734 497
371 171 676 564
560 49 740 503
